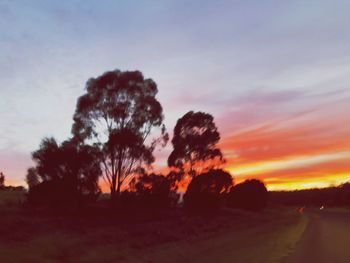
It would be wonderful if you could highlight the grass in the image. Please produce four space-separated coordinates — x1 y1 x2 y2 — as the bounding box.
0 188 26 208
137 209 308 263
0 191 307 263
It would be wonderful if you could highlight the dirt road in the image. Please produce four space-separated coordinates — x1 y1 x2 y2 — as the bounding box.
282 209 350 263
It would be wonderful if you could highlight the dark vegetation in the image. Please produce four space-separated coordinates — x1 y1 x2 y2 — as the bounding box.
25 138 101 209
168 111 225 177
71 70 168 200
184 169 232 211
120 172 175 210
229 179 269 211
270 183 350 207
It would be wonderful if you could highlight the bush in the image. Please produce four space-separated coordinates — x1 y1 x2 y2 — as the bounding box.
27 179 99 209
184 169 233 211
229 179 268 211
26 138 101 209
136 173 172 207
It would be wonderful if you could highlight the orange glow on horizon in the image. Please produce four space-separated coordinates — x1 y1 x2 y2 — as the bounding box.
53 103 350 193
217 104 350 191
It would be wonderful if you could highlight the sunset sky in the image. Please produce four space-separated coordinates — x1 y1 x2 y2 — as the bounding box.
1 0 350 190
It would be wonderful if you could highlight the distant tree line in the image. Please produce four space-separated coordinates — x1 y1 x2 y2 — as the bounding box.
270 183 350 207
0 172 25 191
24 69 268 213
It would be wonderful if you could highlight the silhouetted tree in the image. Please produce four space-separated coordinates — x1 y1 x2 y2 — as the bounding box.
168 111 224 178
0 172 5 189
27 137 102 207
184 169 233 211
25 168 40 190
71 70 168 200
229 179 268 211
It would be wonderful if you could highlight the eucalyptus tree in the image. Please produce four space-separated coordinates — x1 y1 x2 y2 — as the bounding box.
168 111 224 177
72 70 168 199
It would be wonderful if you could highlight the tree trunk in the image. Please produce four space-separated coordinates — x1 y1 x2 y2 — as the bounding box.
116 177 121 196
114 147 123 204
116 150 123 197
111 175 117 201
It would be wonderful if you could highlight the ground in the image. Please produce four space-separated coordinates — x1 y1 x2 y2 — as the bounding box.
0 190 307 263
282 208 350 263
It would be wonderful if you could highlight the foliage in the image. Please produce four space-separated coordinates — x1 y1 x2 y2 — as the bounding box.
27 137 102 207
166 170 184 191
184 169 233 211
229 179 268 211
71 69 168 198
120 171 178 209
25 168 40 190
27 180 76 208
133 173 173 208
168 111 224 178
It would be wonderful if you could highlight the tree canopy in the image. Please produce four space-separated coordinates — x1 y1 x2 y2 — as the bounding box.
184 169 233 211
229 179 268 211
71 69 168 199
168 111 224 177
26 168 40 190
28 137 102 197
134 172 173 208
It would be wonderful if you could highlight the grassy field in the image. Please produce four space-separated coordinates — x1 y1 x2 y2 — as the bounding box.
0 188 25 208
0 190 307 263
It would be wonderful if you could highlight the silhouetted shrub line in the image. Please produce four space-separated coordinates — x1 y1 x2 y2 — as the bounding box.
270 183 350 207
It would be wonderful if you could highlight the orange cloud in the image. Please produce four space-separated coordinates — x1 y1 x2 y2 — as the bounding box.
219 100 350 190
231 156 350 190
222 119 350 164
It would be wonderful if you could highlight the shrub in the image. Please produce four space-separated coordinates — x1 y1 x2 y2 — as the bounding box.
184 169 233 211
27 179 100 209
229 179 268 211
132 173 173 209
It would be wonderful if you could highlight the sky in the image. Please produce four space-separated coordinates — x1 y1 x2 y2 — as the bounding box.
0 0 350 190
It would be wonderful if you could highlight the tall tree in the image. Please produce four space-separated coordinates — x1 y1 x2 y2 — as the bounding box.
168 111 224 177
71 69 168 199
